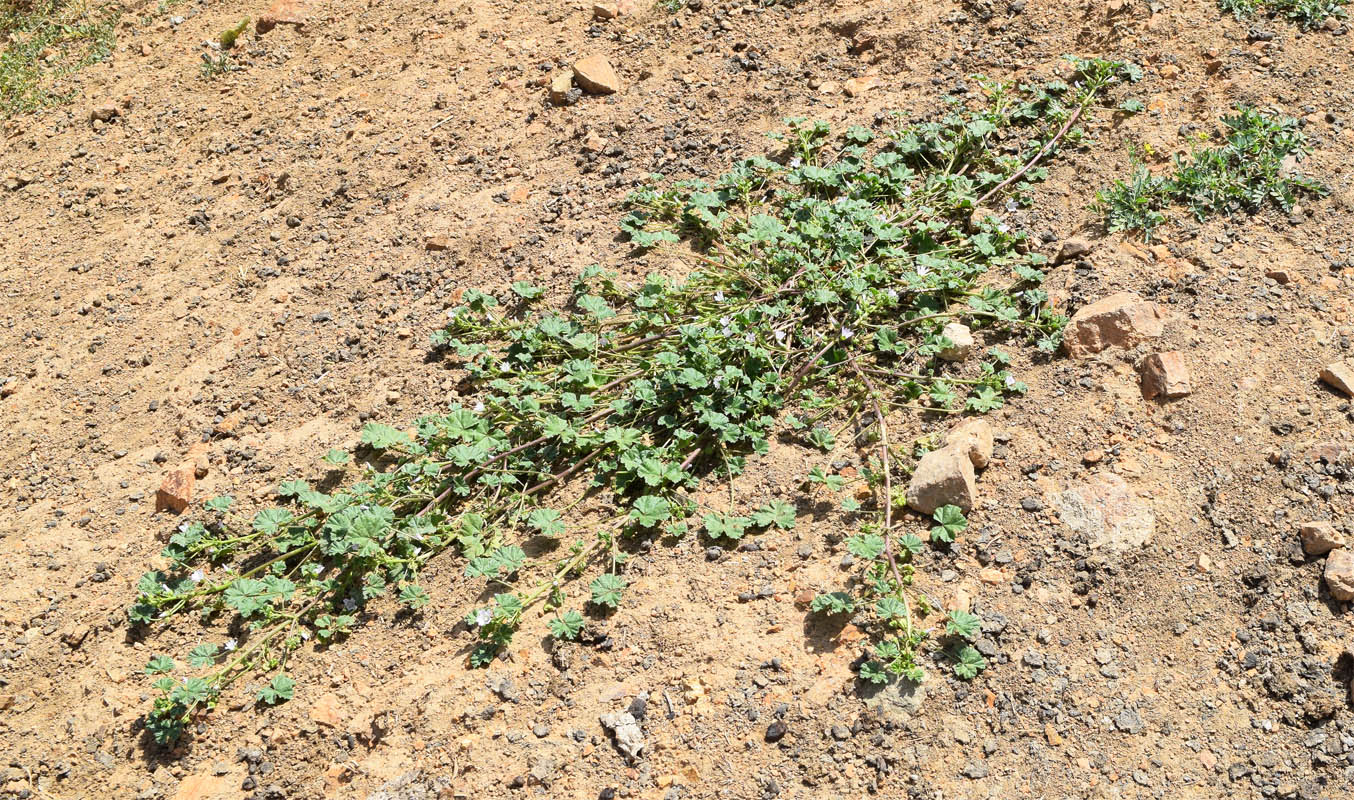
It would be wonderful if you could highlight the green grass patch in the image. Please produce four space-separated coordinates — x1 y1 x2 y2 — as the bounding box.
0 0 120 115
1219 0 1346 29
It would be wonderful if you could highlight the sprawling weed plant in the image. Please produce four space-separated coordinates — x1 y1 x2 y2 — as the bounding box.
1219 0 1346 29
130 57 1140 746
1094 106 1325 240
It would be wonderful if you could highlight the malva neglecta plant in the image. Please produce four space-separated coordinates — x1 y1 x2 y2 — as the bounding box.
129 56 1141 746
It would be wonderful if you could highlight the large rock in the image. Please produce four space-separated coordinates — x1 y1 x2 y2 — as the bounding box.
573 55 620 95
1320 361 1354 397
1064 292 1165 358
1300 521 1346 556
859 672 926 723
938 322 974 362
1139 351 1191 400
906 445 976 514
156 465 195 513
943 418 994 469
1053 473 1154 553
1325 549 1354 602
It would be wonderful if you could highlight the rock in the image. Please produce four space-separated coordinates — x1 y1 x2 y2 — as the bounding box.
859 672 926 724
906 445 976 514
424 234 450 251
256 0 313 33
944 418 994 469
309 692 343 728
1063 292 1165 358
573 55 620 95
1139 351 1191 400
599 711 645 762
764 720 788 742
1055 238 1093 263
1115 708 1145 734
548 71 575 105
938 322 974 362
1300 522 1345 555
89 104 119 123
366 770 452 800
1053 473 1154 553
1324 549 1354 601
962 761 990 779
593 2 619 18
1265 268 1295 285
843 75 879 97
1319 361 1354 397
156 466 195 513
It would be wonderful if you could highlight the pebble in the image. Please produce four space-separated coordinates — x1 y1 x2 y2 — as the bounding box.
765 721 788 742
573 55 621 95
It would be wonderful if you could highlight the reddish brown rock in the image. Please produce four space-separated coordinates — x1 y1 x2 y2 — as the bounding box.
1064 292 1165 358
1140 351 1191 400
1301 522 1345 555
843 75 879 97
593 2 619 18
1325 549 1354 602
256 0 315 33
1319 361 1354 397
424 234 451 251
573 55 620 95
1055 238 1094 263
156 466 195 513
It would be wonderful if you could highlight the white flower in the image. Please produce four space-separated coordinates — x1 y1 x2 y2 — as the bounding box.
223 638 238 651
1004 374 1017 389
498 361 510 372
475 608 493 627
473 401 485 413
997 223 1009 233
886 288 899 301
300 630 311 641
189 569 204 583
789 157 803 168
714 290 725 303
917 263 931 277
773 329 786 343
1004 197 1018 212
840 326 854 339
712 374 724 388
902 186 913 196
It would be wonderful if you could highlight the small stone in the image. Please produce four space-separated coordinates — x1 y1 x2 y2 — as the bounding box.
549 71 575 105
1115 708 1145 734
843 75 879 97
830 724 851 741
89 104 119 123
1319 361 1354 397
1055 238 1093 263
1064 292 1166 358
1139 351 1191 400
599 712 645 763
1300 522 1346 556
1324 549 1354 601
764 721 788 742
593 2 619 18
962 761 989 779
704 546 723 561
1082 449 1104 465
424 234 450 251
1159 63 1181 79
906 445 977 514
1265 268 1294 285
573 55 621 95
938 322 974 362
156 466 195 513
944 418 994 468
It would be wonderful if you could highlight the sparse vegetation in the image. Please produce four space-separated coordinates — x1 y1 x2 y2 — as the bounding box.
1094 106 1326 240
128 57 1141 746
1219 0 1346 30
0 0 118 115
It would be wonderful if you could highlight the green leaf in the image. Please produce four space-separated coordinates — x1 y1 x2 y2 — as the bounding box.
527 508 566 537
859 660 889 684
590 574 625 609
399 584 430 609
951 644 986 679
629 495 671 527
145 655 175 675
703 513 750 541
257 674 296 705
810 592 855 615
875 597 908 621
188 644 220 668
930 504 968 543
360 423 412 450
846 534 886 560
511 281 544 300
752 500 796 530
945 609 981 639
548 610 586 640
203 495 234 513
321 448 351 466
252 507 294 535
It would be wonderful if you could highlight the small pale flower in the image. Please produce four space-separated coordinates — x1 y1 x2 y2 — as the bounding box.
997 223 1010 233
223 638 238 651
886 288 899 301
789 157 803 168
189 569 205 583
714 290 725 303
1004 197 1018 212
917 263 931 277
1004 374 1017 389
902 185 913 196
300 630 311 641
474 608 493 627
773 329 786 343
840 326 854 339
473 401 485 413
343 597 357 611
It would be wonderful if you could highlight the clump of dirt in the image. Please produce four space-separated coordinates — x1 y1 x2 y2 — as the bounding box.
1 0 1353 798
